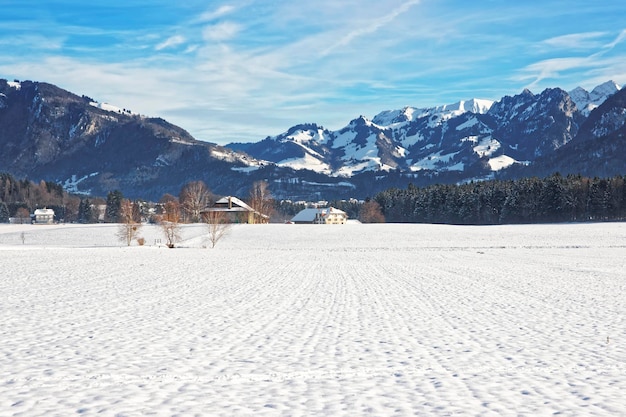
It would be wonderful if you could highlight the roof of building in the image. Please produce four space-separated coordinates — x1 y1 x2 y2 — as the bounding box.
291 207 347 222
202 196 269 219
215 196 255 211
34 208 54 215
291 208 320 222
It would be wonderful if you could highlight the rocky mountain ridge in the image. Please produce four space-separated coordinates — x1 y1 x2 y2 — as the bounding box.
227 81 620 181
1 78 624 201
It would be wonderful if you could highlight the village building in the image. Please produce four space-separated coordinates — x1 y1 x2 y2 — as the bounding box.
33 208 55 224
291 207 348 224
201 196 269 224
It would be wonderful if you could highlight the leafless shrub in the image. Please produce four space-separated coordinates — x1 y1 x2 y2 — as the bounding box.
204 210 232 248
159 200 182 248
117 199 143 246
358 199 386 223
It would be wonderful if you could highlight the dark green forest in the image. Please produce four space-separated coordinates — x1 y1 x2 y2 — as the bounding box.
375 173 626 224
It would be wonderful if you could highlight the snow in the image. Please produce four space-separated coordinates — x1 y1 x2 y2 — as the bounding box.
569 81 621 116
231 166 261 173
411 150 462 171
1 222 625 416
170 137 193 145
89 101 135 115
62 173 99 195
372 100 493 128
436 98 493 115
278 153 331 174
210 149 259 166
456 116 479 130
287 129 327 146
488 154 517 171
473 136 501 157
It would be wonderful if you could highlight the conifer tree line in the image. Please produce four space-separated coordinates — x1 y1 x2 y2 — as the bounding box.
375 173 626 224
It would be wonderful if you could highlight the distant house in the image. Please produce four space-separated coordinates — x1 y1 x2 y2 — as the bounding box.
291 207 348 224
201 196 269 224
33 208 55 224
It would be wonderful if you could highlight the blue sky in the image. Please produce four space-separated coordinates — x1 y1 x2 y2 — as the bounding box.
1 1 625 144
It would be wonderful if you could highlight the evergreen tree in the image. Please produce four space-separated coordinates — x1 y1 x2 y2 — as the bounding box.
78 198 94 223
105 190 124 223
0 201 9 223
374 173 626 225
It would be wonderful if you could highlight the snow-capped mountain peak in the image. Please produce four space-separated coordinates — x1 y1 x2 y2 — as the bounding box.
372 98 493 127
225 80 624 187
434 98 493 115
569 80 621 116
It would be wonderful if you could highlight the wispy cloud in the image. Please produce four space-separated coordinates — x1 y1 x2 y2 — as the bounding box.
542 32 606 50
155 35 186 51
322 0 421 56
1 1 625 144
604 29 626 50
196 5 237 23
0 34 65 50
519 28 626 90
202 22 241 42
517 57 595 87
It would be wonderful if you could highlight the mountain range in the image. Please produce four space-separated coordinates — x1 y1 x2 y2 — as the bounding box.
1 78 624 201
227 81 622 180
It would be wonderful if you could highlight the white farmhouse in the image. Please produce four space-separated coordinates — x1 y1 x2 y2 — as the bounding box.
291 207 348 224
33 208 55 224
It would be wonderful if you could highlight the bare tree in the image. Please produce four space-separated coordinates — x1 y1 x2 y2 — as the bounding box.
358 199 386 223
15 207 31 224
247 180 273 223
179 181 212 223
159 200 182 248
117 199 143 246
204 210 232 248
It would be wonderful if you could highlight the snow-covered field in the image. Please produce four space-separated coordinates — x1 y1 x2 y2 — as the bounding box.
0 222 624 416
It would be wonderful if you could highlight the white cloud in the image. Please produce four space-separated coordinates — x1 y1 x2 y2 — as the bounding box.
322 0 421 56
202 22 241 42
196 5 236 23
518 57 594 86
542 32 606 50
155 35 186 51
2 1 625 145
604 29 626 50
519 28 626 90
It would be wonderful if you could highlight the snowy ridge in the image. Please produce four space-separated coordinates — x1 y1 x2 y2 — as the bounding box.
258 81 619 179
372 98 493 127
569 80 621 116
89 101 136 115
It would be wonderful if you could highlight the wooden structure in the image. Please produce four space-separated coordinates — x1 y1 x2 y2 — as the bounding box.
201 196 269 224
